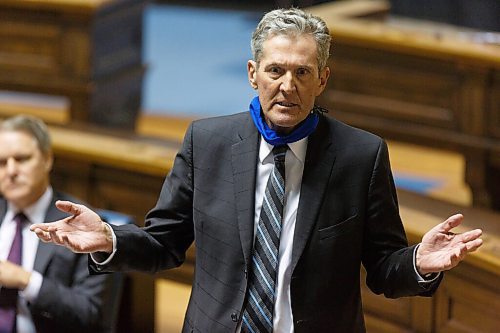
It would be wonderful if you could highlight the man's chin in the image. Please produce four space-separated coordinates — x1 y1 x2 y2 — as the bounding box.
3 191 29 205
272 123 297 135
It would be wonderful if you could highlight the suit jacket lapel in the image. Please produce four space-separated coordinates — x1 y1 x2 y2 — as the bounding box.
291 117 336 273
232 118 259 266
33 241 57 273
0 199 7 226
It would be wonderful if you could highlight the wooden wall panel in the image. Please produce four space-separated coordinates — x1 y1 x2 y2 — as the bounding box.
489 70 500 139
309 1 500 210
434 264 500 333
0 0 146 128
361 268 414 331
327 44 460 130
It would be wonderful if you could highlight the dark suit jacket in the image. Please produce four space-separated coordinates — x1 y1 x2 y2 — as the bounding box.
0 191 119 333
96 112 440 333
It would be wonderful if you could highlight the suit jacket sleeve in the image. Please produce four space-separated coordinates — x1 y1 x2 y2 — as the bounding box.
362 140 441 298
90 123 196 273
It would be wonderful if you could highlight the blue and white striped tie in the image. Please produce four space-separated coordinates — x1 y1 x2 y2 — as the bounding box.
242 145 287 333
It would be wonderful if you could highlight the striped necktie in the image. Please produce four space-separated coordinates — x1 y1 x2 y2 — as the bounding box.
0 212 26 333
242 145 287 333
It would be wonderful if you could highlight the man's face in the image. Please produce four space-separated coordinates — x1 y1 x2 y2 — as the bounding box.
0 130 52 209
247 33 330 134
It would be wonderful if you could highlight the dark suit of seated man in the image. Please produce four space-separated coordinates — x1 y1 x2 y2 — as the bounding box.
0 115 120 333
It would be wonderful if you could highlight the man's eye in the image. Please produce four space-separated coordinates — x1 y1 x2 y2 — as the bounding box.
15 156 31 163
0 159 6 167
297 68 309 76
269 67 282 74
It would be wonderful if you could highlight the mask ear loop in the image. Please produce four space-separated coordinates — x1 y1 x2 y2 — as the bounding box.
313 105 329 114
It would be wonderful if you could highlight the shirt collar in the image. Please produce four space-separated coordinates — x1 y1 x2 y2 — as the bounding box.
259 135 308 164
7 186 53 225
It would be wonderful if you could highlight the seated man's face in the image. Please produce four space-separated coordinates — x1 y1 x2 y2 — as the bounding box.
0 130 52 209
247 33 330 134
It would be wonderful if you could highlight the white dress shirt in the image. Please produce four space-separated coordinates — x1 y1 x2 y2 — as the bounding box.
0 187 51 333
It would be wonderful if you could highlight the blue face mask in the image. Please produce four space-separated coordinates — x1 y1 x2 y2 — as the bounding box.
249 96 320 146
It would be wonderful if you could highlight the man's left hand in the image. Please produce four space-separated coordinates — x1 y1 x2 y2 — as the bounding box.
416 214 483 276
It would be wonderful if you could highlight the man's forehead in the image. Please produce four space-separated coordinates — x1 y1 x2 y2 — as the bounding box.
0 129 36 140
258 53 319 72
260 34 318 62
0 130 39 151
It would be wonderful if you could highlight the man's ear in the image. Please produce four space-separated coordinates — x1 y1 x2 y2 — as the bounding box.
316 66 330 96
44 151 54 173
247 60 258 89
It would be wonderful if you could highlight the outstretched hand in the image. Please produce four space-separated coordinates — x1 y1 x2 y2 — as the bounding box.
416 214 482 276
29 200 113 254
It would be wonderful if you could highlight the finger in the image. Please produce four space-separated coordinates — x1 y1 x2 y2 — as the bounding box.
61 235 84 253
30 223 46 231
448 244 467 268
460 229 483 242
33 228 52 242
437 214 463 234
30 221 58 231
49 229 66 246
47 225 60 233
61 235 75 251
465 238 483 252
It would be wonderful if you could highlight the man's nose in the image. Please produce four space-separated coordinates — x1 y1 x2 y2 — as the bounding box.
280 72 297 94
5 158 18 174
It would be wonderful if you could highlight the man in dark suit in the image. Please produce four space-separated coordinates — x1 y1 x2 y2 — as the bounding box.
0 115 119 333
31 8 483 333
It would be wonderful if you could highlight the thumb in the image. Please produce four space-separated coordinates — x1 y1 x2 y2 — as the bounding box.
437 213 463 234
55 200 82 216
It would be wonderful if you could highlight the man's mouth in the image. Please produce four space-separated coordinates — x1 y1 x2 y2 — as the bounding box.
276 101 297 107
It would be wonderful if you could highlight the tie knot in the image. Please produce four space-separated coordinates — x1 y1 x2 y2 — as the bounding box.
13 212 27 227
272 145 288 165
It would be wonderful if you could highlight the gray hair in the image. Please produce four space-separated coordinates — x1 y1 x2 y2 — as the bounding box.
0 115 52 155
251 8 331 70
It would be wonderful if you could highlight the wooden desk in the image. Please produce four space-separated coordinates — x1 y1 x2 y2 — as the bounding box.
308 1 500 210
0 0 146 128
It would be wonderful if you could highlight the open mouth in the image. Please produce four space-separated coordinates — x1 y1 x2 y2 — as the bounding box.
276 101 298 107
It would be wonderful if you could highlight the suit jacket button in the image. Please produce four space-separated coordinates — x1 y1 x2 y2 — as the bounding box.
231 312 238 322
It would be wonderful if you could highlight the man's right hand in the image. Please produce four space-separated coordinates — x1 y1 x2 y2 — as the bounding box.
30 200 113 254
0 260 31 290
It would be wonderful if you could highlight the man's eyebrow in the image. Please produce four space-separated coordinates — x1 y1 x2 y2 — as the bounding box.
264 62 315 70
264 62 282 68
0 153 32 159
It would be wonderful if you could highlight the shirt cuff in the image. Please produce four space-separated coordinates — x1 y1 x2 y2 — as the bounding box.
413 244 441 283
20 270 43 302
89 223 117 265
